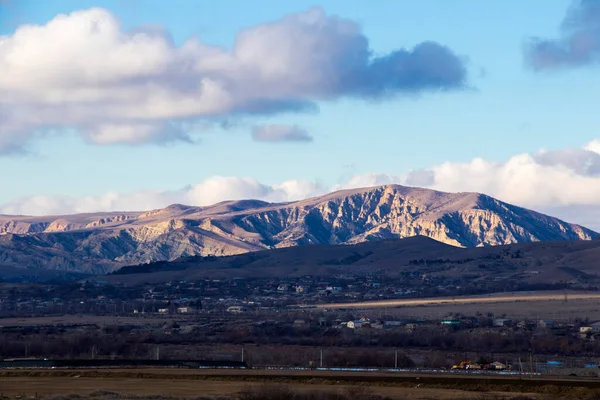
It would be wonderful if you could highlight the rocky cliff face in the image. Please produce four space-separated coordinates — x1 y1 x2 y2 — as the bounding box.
0 185 596 274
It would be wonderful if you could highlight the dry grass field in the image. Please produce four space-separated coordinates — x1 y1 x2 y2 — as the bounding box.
0 369 558 400
0 376 530 399
317 291 600 320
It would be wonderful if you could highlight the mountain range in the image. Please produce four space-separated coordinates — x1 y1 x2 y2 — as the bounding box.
0 185 596 275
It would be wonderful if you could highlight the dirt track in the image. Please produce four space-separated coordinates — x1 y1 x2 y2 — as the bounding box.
316 291 600 309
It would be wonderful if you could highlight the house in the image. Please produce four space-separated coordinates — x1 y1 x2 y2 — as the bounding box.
277 284 290 292
590 322 600 333
383 320 405 329
347 317 371 329
227 306 248 314
158 308 169 314
347 321 361 329
441 318 461 326
295 285 305 293
580 326 593 339
177 307 194 314
323 286 342 295
489 361 506 370
538 320 555 329
517 320 535 330
580 326 593 334
494 318 513 327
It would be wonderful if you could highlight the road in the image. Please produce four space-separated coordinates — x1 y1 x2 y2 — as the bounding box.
315 291 600 309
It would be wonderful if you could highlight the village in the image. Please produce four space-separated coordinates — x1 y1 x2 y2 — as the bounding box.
0 269 575 318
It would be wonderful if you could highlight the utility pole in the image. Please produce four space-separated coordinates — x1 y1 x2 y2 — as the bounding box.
155 346 160 360
320 349 323 369
529 350 534 374
241 347 244 363
518 358 523 380
395 350 398 369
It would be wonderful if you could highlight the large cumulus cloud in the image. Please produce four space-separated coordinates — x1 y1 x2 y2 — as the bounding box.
0 7 468 153
525 0 600 69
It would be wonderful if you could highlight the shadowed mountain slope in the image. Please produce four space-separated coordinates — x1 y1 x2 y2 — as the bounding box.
107 235 600 285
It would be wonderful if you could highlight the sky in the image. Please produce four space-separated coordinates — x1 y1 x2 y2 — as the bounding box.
1 0 600 230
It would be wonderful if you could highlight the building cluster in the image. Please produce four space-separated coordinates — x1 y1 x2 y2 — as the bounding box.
9 274 422 317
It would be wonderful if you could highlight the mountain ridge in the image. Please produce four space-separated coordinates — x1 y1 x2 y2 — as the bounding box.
0 184 596 274
105 235 600 286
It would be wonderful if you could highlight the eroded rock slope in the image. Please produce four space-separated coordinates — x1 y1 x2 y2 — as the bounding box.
0 185 596 273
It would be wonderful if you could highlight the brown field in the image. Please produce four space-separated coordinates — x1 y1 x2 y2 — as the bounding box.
317 291 600 320
0 376 523 399
376 298 600 321
2 368 600 398
0 368 570 399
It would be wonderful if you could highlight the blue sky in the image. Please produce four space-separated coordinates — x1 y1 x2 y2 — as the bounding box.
1 0 600 230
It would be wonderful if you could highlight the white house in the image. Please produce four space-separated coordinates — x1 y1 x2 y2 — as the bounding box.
347 317 371 329
227 306 248 314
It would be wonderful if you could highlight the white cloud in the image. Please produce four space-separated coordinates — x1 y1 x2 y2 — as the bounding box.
0 7 467 153
83 122 193 145
0 177 327 216
331 173 404 191
333 146 600 211
585 139 600 154
0 189 186 216
186 177 272 206
3 140 600 231
433 154 600 207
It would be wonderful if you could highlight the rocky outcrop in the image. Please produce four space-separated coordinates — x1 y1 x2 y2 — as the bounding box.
0 185 596 274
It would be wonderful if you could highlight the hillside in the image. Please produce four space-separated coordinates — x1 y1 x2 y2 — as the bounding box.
108 236 600 286
0 185 597 274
